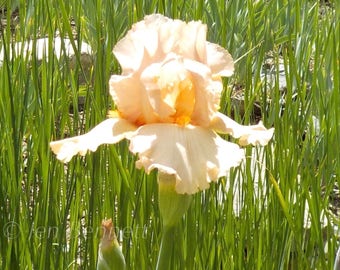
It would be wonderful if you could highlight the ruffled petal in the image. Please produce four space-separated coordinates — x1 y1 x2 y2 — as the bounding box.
113 14 211 75
111 14 234 128
183 58 223 126
154 14 207 61
129 124 245 194
141 55 199 124
109 74 158 125
140 58 186 121
50 118 137 162
210 112 274 146
113 32 145 74
206 42 234 77
177 20 207 61
112 15 164 74
113 14 169 74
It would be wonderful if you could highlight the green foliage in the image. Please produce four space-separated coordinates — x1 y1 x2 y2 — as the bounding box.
0 0 338 269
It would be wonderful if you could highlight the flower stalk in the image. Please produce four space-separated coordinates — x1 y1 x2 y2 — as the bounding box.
156 225 176 270
156 172 192 270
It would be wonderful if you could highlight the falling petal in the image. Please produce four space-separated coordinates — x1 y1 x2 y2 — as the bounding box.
129 124 245 194
210 112 274 146
50 118 137 162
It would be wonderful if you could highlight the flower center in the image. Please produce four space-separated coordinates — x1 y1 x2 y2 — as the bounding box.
158 61 195 126
172 76 195 125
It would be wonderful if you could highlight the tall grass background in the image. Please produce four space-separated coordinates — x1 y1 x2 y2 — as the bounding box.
0 0 338 269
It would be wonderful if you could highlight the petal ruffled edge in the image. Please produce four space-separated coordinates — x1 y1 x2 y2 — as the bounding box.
182 58 223 127
50 118 137 163
109 74 159 125
210 112 274 146
206 42 234 77
129 124 245 194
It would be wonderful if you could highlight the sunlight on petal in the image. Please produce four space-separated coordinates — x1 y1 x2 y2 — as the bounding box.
129 124 245 194
109 74 158 125
50 118 137 163
206 42 234 77
210 112 274 146
113 34 145 74
182 58 222 126
178 21 207 61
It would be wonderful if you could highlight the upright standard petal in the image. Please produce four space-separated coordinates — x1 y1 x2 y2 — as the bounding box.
183 58 223 126
129 124 245 194
141 56 196 124
113 14 172 74
206 42 234 77
210 112 274 146
113 33 145 75
50 118 137 163
113 14 221 76
111 14 235 129
109 74 159 125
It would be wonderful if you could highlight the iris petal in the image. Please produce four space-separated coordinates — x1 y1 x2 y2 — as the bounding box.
210 112 274 146
129 124 245 194
50 118 137 163
206 42 234 77
109 74 158 125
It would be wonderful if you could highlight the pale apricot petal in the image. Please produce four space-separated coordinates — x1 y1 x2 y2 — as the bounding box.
113 16 163 73
178 21 207 61
195 24 208 63
113 33 145 75
109 74 158 125
182 58 222 126
158 18 185 54
156 15 207 61
142 14 170 56
210 112 274 146
140 59 180 120
129 124 245 194
113 15 168 74
141 56 196 123
111 14 233 127
50 118 137 163
114 15 210 75
206 42 234 77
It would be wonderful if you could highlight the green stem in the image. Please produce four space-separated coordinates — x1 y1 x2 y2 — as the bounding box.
156 172 192 269
156 225 176 270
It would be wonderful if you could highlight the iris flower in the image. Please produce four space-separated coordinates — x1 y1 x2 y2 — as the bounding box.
50 14 274 194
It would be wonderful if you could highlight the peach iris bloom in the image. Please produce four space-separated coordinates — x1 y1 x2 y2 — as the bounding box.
50 14 274 194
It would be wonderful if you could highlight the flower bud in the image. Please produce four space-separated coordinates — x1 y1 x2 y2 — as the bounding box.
97 219 126 270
